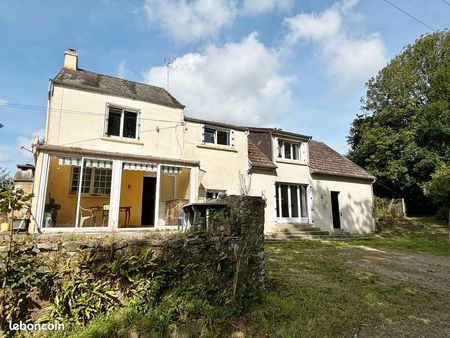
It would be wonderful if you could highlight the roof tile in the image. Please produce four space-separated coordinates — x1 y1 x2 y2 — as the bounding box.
309 140 375 180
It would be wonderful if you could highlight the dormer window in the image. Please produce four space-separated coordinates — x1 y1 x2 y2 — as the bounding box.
202 126 233 146
105 105 139 139
278 140 300 160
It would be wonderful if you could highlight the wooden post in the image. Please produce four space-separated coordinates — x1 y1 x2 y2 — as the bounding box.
401 198 406 218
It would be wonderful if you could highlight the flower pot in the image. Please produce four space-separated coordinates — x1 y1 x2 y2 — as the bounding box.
0 222 10 232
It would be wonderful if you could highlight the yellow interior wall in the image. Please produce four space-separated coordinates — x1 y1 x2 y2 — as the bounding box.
175 169 190 200
120 170 144 226
160 175 175 201
45 160 192 227
46 157 110 227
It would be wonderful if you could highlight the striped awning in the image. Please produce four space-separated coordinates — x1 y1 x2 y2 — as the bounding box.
58 157 82 166
123 162 157 172
84 159 112 169
58 157 112 169
162 165 182 174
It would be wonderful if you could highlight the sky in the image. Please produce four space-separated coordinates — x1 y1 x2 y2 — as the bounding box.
0 0 448 175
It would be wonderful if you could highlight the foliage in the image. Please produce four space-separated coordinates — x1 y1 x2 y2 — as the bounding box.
0 167 12 193
0 250 54 328
374 197 405 218
423 163 450 207
0 185 33 215
348 31 450 211
0 234 259 336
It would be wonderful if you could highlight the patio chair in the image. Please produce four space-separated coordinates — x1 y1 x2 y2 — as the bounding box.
79 205 94 227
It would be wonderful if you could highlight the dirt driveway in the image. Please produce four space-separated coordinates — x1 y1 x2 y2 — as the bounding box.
338 245 450 337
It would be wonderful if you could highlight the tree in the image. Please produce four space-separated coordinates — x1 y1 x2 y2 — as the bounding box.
423 164 450 208
348 31 450 213
0 168 11 192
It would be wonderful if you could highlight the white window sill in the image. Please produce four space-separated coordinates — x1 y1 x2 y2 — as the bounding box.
101 136 144 146
276 158 307 166
197 144 237 153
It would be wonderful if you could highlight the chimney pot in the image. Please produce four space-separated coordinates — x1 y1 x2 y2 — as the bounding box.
64 48 78 70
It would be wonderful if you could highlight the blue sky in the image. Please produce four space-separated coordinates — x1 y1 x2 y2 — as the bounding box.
0 0 449 174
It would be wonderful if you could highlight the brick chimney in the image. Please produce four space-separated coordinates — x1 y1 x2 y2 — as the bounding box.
64 48 78 70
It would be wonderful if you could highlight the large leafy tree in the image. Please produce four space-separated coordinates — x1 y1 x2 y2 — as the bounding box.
348 31 450 213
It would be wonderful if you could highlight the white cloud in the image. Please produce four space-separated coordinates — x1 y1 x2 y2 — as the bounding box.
16 129 44 160
284 0 386 92
0 99 7 106
143 32 292 125
241 0 292 15
116 61 132 79
142 0 237 42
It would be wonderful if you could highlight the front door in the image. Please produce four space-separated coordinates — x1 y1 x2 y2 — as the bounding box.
141 177 156 226
330 191 341 229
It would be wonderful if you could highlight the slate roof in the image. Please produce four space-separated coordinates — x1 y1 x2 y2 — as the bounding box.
53 68 185 109
248 139 277 169
309 140 375 180
184 116 248 131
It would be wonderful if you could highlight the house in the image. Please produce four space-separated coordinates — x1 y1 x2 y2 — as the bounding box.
29 49 375 235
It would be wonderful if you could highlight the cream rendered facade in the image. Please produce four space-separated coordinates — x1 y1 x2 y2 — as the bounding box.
30 50 375 235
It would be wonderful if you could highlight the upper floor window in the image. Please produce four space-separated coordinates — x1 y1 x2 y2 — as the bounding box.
105 105 139 139
278 140 301 160
202 126 232 146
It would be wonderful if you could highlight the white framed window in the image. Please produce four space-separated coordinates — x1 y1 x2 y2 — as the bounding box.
105 105 140 139
202 125 234 146
275 183 309 223
70 167 112 195
277 140 302 160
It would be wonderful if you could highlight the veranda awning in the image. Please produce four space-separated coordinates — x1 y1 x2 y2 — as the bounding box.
58 157 112 169
123 162 157 172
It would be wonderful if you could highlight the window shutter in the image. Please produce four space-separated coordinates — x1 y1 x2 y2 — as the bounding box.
230 129 235 147
104 103 110 136
307 185 314 223
301 142 307 163
201 124 205 144
137 110 141 140
275 137 280 159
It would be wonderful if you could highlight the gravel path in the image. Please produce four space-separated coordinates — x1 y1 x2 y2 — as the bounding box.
338 246 450 337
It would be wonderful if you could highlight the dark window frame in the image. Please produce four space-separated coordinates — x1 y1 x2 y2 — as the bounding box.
203 126 231 146
105 105 139 139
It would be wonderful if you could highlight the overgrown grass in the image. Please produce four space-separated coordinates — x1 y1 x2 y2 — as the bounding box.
29 217 447 337
235 240 428 337
345 216 448 256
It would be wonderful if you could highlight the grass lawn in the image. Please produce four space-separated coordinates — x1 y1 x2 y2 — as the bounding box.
233 216 448 337
344 216 449 256
44 217 448 337
238 241 429 337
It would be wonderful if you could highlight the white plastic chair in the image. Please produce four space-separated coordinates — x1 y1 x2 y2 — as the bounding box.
79 205 94 227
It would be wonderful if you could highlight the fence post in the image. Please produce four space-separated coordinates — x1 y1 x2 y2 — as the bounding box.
401 198 406 218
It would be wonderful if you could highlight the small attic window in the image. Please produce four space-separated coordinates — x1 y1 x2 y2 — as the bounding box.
277 139 307 163
202 126 233 146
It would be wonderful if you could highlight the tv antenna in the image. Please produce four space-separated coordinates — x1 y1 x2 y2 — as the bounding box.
164 56 176 91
